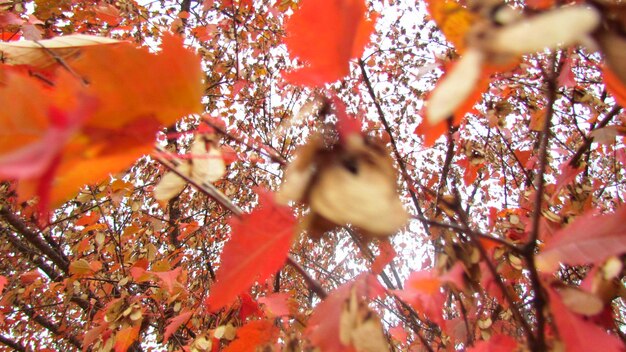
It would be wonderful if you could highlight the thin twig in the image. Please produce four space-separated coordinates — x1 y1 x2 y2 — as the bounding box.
454 198 536 346
152 145 328 299
522 55 560 351
568 104 621 167
412 214 521 252
202 117 288 165
358 59 432 235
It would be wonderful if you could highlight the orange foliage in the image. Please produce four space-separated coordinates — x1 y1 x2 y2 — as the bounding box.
0 34 203 210
283 0 377 86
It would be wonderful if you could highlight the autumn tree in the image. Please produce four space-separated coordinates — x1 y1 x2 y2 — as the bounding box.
0 0 625 351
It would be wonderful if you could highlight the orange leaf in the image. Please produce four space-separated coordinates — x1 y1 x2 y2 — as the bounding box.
1 33 203 209
603 65 626 107
426 49 488 125
0 67 88 180
75 211 100 226
151 267 182 294
0 275 6 293
114 325 140 352
74 34 203 129
83 323 108 352
206 190 296 311
426 0 476 53
69 259 95 276
222 320 277 352
283 0 377 86
163 310 194 343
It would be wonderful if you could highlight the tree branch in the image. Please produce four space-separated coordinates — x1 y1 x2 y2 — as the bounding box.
0 207 69 274
568 104 622 167
0 334 27 352
153 146 328 300
358 59 432 235
521 55 560 351
22 305 82 350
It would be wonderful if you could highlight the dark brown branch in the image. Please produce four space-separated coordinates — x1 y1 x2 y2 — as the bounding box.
412 215 521 252
0 334 27 352
495 128 534 187
286 256 327 299
201 117 288 165
522 56 560 352
454 199 535 345
0 207 69 274
452 290 473 346
568 104 622 167
2 228 63 281
22 305 82 350
435 125 457 215
391 294 436 352
153 145 243 216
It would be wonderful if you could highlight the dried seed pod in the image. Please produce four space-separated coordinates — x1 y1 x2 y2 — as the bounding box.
278 132 408 238
309 136 408 236
339 288 390 352
153 163 191 202
154 134 226 203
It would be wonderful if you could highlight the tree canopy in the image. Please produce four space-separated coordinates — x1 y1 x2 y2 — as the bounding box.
0 0 625 351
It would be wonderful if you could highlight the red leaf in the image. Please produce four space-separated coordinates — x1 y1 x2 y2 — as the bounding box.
151 267 182 294
371 239 396 275
536 206 626 272
414 119 447 147
83 323 108 352
283 0 377 86
0 275 7 293
332 95 362 141
114 325 140 352
466 334 517 352
557 55 577 88
388 325 408 344
395 269 445 326
603 65 626 107
206 190 296 311
163 310 194 343
238 292 262 320
456 157 482 186
553 162 584 197
258 293 290 317
306 274 383 352
231 79 248 97
548 288 623 352
222 320 277 352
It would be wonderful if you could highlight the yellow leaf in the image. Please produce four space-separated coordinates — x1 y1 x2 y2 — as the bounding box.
69 259 93 275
